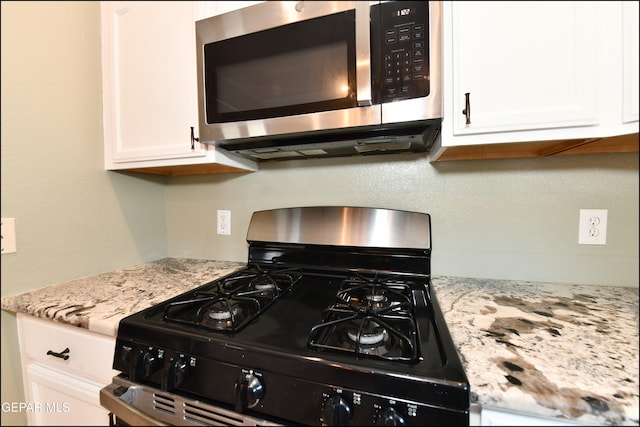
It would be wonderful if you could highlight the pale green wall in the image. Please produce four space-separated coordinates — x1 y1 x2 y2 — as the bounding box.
166 152 639 287
1 3 167 425
1 2 638 426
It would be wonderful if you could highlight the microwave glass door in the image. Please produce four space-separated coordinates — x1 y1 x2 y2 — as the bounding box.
202 11 357 124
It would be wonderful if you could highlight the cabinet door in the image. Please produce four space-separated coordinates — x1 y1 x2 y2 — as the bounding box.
450 1 599 136
17 314 117 426
622 1 639 124
23 363 110 426
480 407 586 426
102 1 203 164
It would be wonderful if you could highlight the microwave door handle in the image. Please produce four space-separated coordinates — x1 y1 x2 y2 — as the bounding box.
355 2 372 106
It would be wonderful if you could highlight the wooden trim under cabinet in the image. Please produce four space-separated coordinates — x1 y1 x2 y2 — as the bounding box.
431 133 639 162
121 163 255 176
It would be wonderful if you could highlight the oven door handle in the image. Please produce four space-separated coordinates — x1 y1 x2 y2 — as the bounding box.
99 382 165 426
355 1 372 106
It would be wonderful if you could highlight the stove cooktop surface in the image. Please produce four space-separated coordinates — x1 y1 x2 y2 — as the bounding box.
125 265 446 371
114 264 468 407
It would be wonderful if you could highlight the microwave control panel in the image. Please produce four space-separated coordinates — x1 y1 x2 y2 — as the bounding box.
372 1 430 104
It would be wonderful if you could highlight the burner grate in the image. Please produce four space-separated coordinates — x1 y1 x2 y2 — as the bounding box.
308 272 419 362
162 265 302 333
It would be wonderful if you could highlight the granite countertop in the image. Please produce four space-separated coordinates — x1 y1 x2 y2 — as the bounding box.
2 258 638 425
1 258 246 336
433 276 639 426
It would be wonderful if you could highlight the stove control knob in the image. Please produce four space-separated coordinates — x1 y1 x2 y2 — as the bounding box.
378 407 406 426
234 373 264 413
162 357 188 391
172 358 188 386
322 395 352 426
118 345 133 367
142 351 160 378
128 350 144 381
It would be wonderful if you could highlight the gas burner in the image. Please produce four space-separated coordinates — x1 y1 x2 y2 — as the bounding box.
347 326 392 358
207 302 239 320
338 274 414 316
347 319 387 345
363 292 403 312
251 277 276 291
366 292 386 304
203 307 241 330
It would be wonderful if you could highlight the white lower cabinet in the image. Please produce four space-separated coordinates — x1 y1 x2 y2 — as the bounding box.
23 364 109 426
480 407 589 426
17 313 117 426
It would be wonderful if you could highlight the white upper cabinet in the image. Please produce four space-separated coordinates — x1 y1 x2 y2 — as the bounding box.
450 1 598 135
622 1 639 125
432 1 639 161
101 1 257 175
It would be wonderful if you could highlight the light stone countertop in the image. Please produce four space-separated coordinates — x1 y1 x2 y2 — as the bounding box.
1 258 246 337
432 276 639 426
2 258 638 425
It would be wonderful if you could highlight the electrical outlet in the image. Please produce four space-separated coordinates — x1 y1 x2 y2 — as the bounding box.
217 210 231 235
578 209 607 245
1 218 17 254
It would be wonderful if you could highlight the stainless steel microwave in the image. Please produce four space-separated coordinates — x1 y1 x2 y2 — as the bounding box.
195 1 442 161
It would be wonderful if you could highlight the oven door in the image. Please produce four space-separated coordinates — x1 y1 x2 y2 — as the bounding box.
100 375 284 426
100 382 165 426
195 1 379 145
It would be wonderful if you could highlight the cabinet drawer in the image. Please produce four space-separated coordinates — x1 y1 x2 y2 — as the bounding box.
18 313 118 384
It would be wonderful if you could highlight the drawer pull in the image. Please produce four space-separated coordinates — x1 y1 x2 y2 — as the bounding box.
47 347 70 360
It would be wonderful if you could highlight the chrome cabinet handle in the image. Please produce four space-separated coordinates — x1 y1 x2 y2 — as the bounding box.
47 347 70 360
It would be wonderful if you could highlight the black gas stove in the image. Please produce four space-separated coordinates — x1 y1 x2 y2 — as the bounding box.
100 207 470 426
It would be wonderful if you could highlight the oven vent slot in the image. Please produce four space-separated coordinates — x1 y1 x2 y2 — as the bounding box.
153 392 176 415
184 402 245 426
